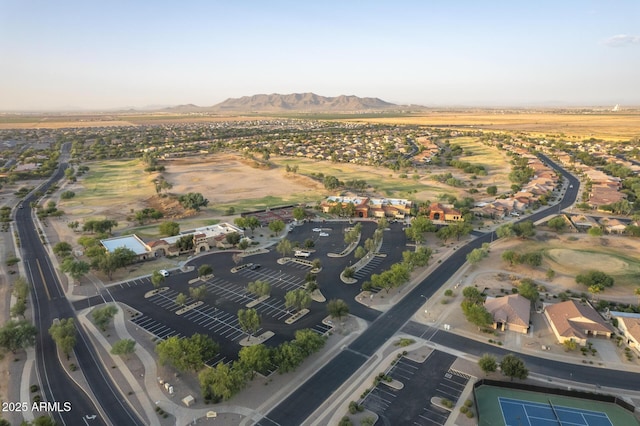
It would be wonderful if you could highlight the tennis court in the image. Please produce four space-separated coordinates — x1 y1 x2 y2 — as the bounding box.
499 397 613 426
474 383 639 426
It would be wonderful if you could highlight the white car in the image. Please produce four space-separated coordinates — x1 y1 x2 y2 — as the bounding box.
319 232 329 237
159 269 169 277
312 228 322 232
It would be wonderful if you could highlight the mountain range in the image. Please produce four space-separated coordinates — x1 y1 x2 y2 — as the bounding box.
163 93 398 113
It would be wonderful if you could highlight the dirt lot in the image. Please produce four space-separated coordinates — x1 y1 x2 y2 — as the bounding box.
164 154 325 207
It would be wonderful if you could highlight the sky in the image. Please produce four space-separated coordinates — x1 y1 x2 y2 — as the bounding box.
1 0 639 111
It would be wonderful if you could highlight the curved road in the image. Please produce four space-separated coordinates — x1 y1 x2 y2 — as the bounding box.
16 144 144 426
258 154 640 425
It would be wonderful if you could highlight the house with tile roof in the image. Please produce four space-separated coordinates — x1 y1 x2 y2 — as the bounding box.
544 300 614 346
612 312 640 356
484 294 531 334
428 203 463 222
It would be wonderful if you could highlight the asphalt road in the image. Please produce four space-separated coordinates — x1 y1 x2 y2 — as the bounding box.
256 154 622 426
83 221 402 363
16 145 144 426
402 321 640 392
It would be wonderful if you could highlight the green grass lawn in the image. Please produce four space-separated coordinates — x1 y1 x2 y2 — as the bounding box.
71 159 156 207
273 157 462 200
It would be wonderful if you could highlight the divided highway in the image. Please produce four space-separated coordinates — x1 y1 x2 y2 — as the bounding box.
259 154 640 425
16 145 144 426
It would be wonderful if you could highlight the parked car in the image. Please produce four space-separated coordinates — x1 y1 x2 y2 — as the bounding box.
249 264 261 270
159 269 170 277
319 232 329 237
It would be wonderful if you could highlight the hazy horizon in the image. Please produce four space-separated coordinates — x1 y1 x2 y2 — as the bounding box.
1 0 639 111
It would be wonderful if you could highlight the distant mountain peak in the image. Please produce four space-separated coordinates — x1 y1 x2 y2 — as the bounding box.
211 92 396 112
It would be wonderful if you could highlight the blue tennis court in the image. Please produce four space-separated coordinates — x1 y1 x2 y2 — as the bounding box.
499 397 614 426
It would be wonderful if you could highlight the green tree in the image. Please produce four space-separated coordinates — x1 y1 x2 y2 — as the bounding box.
513 221 536 239
500 354 529 381
354 246 366 260
327 299 350 320
285 289 312 312
92 304 118 331
273 341 304 373
486 185 498 196
199 361 245 401
563 339 578 351
501 250 519 266
111 338 136 359
276 238 293 257
292 207 306 222
10 298 27 319
245 216 261 235
60 257 90 283
159 221 180 236
53 242 73 258
268 219 286 235
225 232 242 245
466 247 488 265
547 216 567 232
461 301 493 329
178 192 209 210
518 279 539 301
576 270 614 290
293 329 327 356
12 276 30 300
49 318 77 359
478 353 497 375
588 285 602 300
546 269 556 281
176 235 194 251
151 270 165 288
175 292 187 307
462 286 483 304
405 216 435 245
248 280 271 297
496 224 515 239
238 344 272 377
237 308 261 340
28 415 58 426
588 226 604 237
198 264 213 278
156 334 219 372
0 320 37 353
189 285 207 301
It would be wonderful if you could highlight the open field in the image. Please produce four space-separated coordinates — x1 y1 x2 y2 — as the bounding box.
61 159 156 220
345 111 640 141
165 154 325 212
483 232 640 297
273 157 468 201
2 110 638 141
0 113 267 129
446 136 512 192
57 153 326 229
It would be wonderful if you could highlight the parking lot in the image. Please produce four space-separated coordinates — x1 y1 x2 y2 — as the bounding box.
104 221 405 364
362 350 468 426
